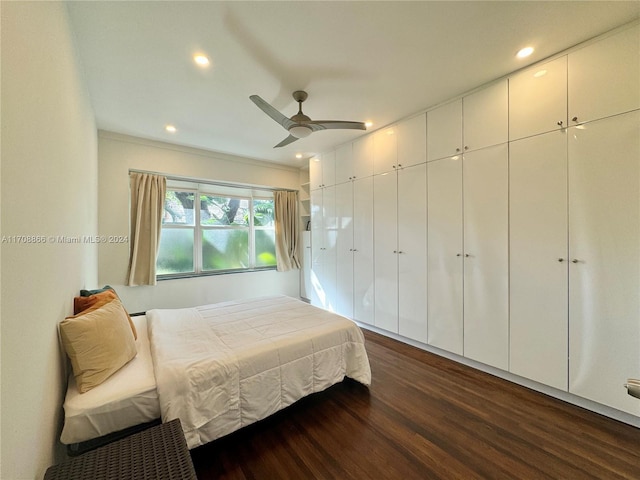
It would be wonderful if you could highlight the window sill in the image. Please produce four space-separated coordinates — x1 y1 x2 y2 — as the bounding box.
156 266 277 281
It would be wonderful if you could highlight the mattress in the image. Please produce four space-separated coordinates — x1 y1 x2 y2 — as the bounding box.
147 295 371 449
60 315 160 445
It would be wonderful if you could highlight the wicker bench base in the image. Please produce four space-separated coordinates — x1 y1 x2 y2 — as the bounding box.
45 419 196 480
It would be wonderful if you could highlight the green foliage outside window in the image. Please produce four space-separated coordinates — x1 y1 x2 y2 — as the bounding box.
157 190 277 275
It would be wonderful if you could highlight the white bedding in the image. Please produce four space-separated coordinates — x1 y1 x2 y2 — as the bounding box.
60 315 160 444
146 295 371 449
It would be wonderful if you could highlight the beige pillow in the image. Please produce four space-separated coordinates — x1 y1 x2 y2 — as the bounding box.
60 298 137 393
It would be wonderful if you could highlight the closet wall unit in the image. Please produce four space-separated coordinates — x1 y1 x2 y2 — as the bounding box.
308 23 640 419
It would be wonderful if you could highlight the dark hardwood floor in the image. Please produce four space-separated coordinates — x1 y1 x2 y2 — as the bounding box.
190 329 640 479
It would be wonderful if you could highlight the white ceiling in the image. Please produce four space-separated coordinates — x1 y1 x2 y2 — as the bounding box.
66 1 639 167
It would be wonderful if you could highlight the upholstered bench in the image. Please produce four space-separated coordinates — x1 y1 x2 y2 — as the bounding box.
44 419 196 480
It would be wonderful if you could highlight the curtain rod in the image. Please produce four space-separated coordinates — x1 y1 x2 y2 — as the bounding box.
128 169 297 193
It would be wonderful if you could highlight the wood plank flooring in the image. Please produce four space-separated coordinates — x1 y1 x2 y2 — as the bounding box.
190 329 640 479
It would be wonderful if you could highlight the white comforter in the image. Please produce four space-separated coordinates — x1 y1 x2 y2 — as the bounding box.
146 295 371 449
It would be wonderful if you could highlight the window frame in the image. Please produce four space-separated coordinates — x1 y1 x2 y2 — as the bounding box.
157 186 276 279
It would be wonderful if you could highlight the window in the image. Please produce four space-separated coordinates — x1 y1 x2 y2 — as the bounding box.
157 183 276 277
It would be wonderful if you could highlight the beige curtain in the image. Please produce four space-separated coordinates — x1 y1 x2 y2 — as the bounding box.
274 190 300 272
126 173 166 286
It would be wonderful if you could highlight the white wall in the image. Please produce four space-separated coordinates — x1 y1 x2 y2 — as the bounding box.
97 132 301 313
1 3 98 479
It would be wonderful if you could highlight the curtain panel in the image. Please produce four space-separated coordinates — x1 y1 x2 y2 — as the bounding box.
274 190 300 272
126 173 166 286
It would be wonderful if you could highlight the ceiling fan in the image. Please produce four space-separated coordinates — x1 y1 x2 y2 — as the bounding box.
250 90 367 148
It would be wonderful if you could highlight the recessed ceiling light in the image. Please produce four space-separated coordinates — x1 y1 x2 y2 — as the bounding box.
296 153 303 159
516 46 534 59
365 121 373 128
193 54 210 67
165 125 177 133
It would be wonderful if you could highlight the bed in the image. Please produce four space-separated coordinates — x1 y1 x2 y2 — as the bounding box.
60 295 371 450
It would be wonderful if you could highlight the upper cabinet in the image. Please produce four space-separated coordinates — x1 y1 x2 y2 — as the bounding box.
568 25 639 125
427 99 462 161
396 114 427 168
509 56 568 141
463 79 508 151
334 143 354 184
373 126 398 174
309 151 336 190
352 135 374 180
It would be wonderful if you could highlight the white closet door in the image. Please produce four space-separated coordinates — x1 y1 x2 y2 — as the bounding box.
335 182 354 318
310 157 323 190
568 111 640 415
509 131 568 390
463 144 509 370
353 177 374 325
398 163 428 343
352 135 374 180
321 185 337 312
322 151 336 187
373 171 398 333
334 143 354 185
427 158 463 354
396 114 426 168
509 56 567 141
463 79 508 151
568 25 639 125
373 127 398 175
427 99 462 161
309 188 324 307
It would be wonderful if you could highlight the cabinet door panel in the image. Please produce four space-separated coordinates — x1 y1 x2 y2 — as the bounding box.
427 99 462 161
373 172 398 333
396 114 426 168
335 182 354 318
463 79 508 151
353 177 374 325
309 189 324 307
509 56 567 141
373 127 398 175
352 135 374 180
322 151 336 187
427 158 463 354
509 131 568 390
569 25 639 125
463 144 509 370
398 164 428 343
568 111 640 415
321 186 337 312
310 156 323 190
334 143 354 185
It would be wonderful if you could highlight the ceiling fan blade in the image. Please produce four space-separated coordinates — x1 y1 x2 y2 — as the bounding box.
274 134 299 148
250 95 295 130
307 120 367 131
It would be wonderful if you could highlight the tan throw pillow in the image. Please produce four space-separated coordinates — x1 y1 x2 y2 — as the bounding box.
60 298 137 393
73 289 137 340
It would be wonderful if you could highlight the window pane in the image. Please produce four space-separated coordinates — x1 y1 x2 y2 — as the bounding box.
253 199 275 227
157 228 194 274
255 229 277 267
202 229 249 270
163 191 195 225
201 196 249 226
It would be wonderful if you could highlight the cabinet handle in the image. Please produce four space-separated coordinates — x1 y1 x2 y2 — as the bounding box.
572 116 578 122
456 253 462 257
398 251 404 254
455 148 461 153
398 163 402 168
557 121 563 127
558 258 565 262
571 259 580 263
353 249 358 252
352 176 356 179
464 146 469 150
464 253 470 257
392 165 396 169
